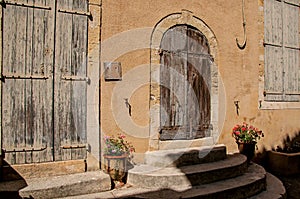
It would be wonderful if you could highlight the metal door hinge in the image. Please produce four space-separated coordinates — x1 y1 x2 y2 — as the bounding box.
1 73 49 80
58 9 92 20
3 146 47 153
1 0 51 10
61 144 87 150
61 75 90 84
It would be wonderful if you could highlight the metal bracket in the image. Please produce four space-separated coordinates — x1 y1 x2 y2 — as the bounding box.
1 0 51 10
3 146 47 153
234 101 240 116
58 9 92 20
1 73 49 80
61 144 87 150
61 75 90 84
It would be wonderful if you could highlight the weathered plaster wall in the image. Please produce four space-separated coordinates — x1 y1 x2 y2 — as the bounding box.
99 0 300 164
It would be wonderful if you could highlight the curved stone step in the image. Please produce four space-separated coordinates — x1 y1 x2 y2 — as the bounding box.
145 144 227 168
112 163 266 199
180 163 266 199
249 172 286 199
56 163 268 199
128 153 247 188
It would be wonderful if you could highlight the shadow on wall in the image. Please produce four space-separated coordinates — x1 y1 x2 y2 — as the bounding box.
272 131 300 153
254 131 300 167
0 157 27 199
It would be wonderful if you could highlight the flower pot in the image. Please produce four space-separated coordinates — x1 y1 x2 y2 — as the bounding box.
103 154 128 188
237 142 256 163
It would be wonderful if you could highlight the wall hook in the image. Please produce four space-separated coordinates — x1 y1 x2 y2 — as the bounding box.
234 101 240 116
124 98 132 116
236 0 247 49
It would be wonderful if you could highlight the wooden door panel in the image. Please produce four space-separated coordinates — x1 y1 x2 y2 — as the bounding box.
1 0 88 164
54 0 88 161
2 0 54 164
160 25 211 140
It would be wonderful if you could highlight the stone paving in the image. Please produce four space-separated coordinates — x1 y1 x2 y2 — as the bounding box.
274 173 300 199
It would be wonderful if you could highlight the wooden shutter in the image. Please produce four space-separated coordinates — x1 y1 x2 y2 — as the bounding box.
160 26 187 139
54 0 88 161
264 0 300 101
1 0 54 164
283 1 300 101
160 25 211 140
187 27 211 139
264 0 284 101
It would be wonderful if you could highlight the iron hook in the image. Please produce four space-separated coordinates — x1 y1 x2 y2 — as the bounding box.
236 0 247 49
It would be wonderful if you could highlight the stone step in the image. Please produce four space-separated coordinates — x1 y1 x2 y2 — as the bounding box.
65 163 267 199
249 172 286 199
180 164 266 199
145 144 226 167
0 171 111 199
127 153 247 188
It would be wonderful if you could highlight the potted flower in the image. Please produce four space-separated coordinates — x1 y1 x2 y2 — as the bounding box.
232 122 264 163
103 134 135 188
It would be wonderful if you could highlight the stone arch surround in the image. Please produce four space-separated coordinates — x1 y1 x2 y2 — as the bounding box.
149 10 220 150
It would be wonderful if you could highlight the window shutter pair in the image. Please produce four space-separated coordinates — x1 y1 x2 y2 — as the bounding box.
264 0 300 102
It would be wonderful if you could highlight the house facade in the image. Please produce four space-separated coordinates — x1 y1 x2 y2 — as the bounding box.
1 0 300 171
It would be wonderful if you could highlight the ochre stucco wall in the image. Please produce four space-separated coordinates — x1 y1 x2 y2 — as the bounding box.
99 0 300 164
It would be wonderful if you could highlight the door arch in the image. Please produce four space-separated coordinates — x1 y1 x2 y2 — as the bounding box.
159 25 211 140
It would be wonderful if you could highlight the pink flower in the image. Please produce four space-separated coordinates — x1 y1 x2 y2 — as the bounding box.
118 134 126 139
235 131 241 135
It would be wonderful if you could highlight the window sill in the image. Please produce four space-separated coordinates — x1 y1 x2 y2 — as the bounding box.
259 101 300 110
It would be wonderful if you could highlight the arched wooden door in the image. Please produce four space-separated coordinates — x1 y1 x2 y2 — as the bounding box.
160 25 211 140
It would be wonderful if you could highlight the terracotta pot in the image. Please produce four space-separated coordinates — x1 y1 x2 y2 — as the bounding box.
237 142 256 163
267 150 300 176
103 154 128 187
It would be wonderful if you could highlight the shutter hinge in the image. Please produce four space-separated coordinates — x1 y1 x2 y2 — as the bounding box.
58 9 93 20
1 0 51 10
3 146 47 153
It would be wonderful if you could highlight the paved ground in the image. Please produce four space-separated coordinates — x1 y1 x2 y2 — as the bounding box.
273 173 300 199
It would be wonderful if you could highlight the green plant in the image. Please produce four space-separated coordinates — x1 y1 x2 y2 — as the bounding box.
232 122 264 144
103 134 135 156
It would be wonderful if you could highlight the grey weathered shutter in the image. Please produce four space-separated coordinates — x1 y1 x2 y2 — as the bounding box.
283 1 300 101
160 25 187 139
1 0 54 164
264 0 300 101
264 0 284 101
160 25 211 140
54 0 88 161
1 0 88 164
